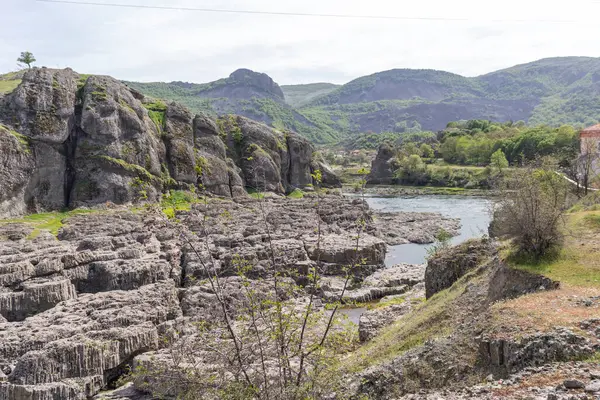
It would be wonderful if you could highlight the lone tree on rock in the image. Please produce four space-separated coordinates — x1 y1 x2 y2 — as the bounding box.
17 51 36 69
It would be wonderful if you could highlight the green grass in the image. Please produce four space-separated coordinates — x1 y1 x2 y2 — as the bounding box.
342 271 472 372
508 211 600 288
247 188 265 199
0 209 98 239
367 296 408 310
160 190 201 218
286 189 304 199
144 99 167 133
0 124 30 153
0 79 21 94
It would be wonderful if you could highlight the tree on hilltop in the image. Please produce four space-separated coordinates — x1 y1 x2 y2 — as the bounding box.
17 52 36 69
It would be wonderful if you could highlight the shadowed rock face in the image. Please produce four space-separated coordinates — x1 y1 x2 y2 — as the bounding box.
0 68 340 217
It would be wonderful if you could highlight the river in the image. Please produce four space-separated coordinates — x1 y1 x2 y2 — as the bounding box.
364 194 493 265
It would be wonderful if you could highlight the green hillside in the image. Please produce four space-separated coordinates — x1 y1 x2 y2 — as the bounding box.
280 83 339 107
123 57 600 145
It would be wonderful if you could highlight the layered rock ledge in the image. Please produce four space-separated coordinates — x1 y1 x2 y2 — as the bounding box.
0 194 457 399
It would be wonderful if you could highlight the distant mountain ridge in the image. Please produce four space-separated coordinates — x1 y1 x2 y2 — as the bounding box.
126 57 600 144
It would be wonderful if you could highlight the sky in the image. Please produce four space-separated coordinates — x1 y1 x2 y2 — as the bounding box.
2 0 600 85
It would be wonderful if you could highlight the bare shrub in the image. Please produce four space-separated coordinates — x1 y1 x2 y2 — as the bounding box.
129 171 369 399
491 161 570 259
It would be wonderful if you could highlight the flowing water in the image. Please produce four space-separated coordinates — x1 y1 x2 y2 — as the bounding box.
364 195 493 265
339 194 492 323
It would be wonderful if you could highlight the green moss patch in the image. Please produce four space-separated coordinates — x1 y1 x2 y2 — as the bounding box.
286 189 304 199
144 99 167 133
96 156 157 182
0 124 30 153
1 209 98 239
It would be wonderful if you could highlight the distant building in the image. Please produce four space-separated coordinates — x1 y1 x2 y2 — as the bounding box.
580 124 600 154
579 124 600 189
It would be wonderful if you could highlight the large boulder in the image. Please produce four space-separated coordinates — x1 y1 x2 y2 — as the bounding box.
367 142 397 185
70 75 166 206
425 239 493 299
193 113 244 197
221 116 318 193
1 68 79 211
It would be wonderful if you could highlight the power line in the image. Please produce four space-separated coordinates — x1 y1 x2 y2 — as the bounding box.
35 0 580 23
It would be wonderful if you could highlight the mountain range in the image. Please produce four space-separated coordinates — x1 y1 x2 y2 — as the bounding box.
122 57 600 144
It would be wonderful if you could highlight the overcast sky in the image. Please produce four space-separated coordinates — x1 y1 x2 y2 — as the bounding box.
2 0 600 85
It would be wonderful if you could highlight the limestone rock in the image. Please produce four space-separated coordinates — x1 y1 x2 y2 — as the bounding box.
1 68 79 211
585 380 600 393
0 125 34 217
0 278 77 321
425 239 493 299
164 102 195 184
70 75 165 206
305 233 386 267
374 211 461 245
367 142 398 185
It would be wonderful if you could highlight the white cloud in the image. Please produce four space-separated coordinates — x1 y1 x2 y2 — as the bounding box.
1 0 600 84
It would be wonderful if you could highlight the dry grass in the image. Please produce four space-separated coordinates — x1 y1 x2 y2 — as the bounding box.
490 210 600 337
491 369 592 398
488 286 600 339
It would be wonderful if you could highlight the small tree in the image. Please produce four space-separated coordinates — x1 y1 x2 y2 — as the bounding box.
491 162 569 259
578 139 600 195
17 51 36 69
490 149 509 174
396 154 429 184
420 143 434 159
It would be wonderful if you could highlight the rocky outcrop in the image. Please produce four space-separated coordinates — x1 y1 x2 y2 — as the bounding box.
374 211 460 245
1 68 79 211
220 115 336 193
0 125 34 217
425 239 494 299
0 68 339 217
367 142 398 185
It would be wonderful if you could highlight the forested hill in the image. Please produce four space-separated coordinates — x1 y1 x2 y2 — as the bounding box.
124 57 600 144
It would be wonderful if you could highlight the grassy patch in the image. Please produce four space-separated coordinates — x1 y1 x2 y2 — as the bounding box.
342 273 469 372
160 190 200 217
583 214 600 229
488 286 600 339
0 124 30 153
365 296 408 310
96 156 157 182
286 189 304 199
0 79 21 94
507 211 600 288
247 188 265 199
0 209 98 239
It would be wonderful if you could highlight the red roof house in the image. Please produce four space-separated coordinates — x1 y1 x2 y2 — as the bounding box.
580 124 600 154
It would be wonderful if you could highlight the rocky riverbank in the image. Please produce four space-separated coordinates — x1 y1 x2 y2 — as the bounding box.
0 193 458 399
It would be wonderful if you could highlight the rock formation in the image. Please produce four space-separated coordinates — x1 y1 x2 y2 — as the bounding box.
0 193 457 399
0 67 339 218
367 142 398 185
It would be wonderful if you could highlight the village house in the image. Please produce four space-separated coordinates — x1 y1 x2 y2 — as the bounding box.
580 123 600 154
579 124 600 189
